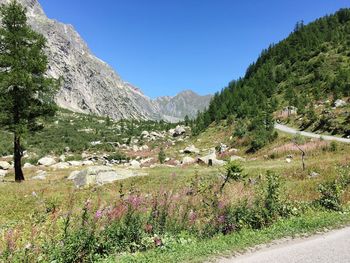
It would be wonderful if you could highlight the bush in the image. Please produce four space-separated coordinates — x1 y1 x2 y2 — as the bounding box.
317 180 343 211
158 147 166 164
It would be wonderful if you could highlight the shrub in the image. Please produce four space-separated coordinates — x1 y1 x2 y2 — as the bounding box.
158 147 166 164
329 141 338 152
317 180 343 211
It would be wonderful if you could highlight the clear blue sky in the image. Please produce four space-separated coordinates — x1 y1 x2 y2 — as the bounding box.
39 0 349 98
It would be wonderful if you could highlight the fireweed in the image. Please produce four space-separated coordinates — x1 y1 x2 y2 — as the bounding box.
1 167 348 262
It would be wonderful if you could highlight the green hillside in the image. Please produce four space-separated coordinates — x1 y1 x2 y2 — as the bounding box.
194 8 350 150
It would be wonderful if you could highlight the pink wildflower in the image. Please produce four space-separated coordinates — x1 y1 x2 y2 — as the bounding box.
218 215 226 224
188 210 197 224
95 210 103 219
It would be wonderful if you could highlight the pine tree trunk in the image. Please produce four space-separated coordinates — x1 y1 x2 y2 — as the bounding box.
14 134 24 182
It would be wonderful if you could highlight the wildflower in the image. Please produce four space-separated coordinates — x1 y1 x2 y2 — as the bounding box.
154 236 162 247
127 195 143 210
95 210 103 219
218 201 226 209
218 215 226 224
25 243 32 250
84 199 93 210
188 210 197 224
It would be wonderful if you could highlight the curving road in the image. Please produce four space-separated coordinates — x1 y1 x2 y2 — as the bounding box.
275 124 350 143
218 227 350 263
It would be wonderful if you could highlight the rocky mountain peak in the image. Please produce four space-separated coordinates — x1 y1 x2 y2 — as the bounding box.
0 0 212 121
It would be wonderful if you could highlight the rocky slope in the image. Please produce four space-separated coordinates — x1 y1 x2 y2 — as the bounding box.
0 0 211 121
155 90 212 122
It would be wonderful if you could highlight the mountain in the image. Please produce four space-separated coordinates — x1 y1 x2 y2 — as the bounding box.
0 0 211 121
194 8 350 143
155 90 213 122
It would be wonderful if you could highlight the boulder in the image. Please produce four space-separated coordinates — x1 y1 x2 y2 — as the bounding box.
172 125 186 137
38 157 56 166
219 143 228 153
198 152 226 166
32 170 47 180
334 99 346 108
82 160 94 166
68 161 83 167
174 160 181 166
73 166 147 188
132 145 139 152
140 145 149 151
130 160 141 169
23 163 34 169
150 131 163 138
0 161 11 170
141 131 149 137
183 145 200 154
309 172 320 178
59 155 66 162
67 170 80 180
51 162 70 170
182 156 195 165
0 170 7 177
230 155 245 162
198 152 216 165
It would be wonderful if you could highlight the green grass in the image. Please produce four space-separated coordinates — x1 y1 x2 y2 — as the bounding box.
109 209 350 263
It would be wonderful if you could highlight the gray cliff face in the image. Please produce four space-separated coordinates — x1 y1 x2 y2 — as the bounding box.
0 0 211 121
155 90 213 122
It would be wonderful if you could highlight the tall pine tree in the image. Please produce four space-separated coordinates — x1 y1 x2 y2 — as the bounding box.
0 1 58 182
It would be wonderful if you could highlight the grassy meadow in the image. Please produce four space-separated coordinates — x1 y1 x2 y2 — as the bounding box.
0 114 349 262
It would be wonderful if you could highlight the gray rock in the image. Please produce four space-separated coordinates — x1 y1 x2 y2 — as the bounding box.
0 169 7 177
183 145 200 154
130 160 141 169
182 156 196 165
82 160 94 166
334 99 346 108
198 152 226 166
172 125 186 137
68 161 82 167
23 163 34 169
38 157 56 166
219 143 228 153
230 155 245 162
73 166 146 187
32 170 47 180
141 131 150 137
67 170 80 180
51 162 70 170
132 145 139 152
139 145 149 151
309 172 320 178
0 161 11 170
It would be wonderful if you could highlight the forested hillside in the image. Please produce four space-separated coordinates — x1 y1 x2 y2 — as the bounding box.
194 8 350 151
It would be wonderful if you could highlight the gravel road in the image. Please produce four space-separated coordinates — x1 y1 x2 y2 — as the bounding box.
275 124 350 143
217 227 350 263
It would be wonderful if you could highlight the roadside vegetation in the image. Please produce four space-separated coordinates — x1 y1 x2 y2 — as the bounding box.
0 137 349 261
